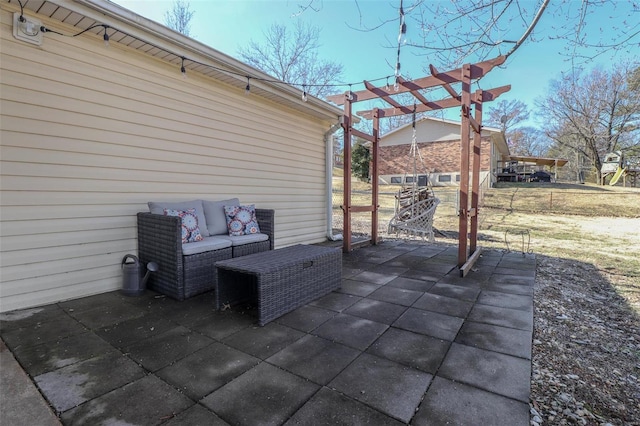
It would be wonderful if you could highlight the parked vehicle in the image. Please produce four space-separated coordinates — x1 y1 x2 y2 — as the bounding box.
530 171 551 182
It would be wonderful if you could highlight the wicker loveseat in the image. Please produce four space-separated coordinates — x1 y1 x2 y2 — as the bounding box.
137 198 274 300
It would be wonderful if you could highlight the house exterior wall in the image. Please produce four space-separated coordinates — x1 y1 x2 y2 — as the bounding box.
0 6 336 312
378 138 493 186
382 120 465 145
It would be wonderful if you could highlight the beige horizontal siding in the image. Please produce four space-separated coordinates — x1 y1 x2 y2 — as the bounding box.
0 7 336 312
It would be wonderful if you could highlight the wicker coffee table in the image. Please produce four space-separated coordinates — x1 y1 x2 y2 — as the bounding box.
215 244 342 325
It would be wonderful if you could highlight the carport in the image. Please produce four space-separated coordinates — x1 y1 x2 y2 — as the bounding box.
498 156 569 183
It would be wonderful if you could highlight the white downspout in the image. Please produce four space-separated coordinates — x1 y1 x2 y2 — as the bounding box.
325 120 343 240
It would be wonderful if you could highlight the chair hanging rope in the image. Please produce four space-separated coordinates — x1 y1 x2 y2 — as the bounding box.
388 105 440 242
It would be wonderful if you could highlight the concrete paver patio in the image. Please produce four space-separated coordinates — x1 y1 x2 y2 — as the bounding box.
0 241 535 425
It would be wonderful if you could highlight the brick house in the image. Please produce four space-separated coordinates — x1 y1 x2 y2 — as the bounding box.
378 116 509 187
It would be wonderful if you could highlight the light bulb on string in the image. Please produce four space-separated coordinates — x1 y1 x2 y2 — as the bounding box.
394 59 401 90
399 3 406 41
347 84 353 101
245 76 251 95
180 57 187 79
386 77 390 91
400 18 407 45
102 25 110 47
301 85 308 102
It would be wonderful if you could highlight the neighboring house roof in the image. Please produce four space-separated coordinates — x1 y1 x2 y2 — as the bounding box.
380 115 509 156
20 0 343 122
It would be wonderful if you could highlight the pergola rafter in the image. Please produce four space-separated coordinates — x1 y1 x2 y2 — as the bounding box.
327 55 510 274
396 76 433 106
429 64 460 100
356 85 510 119
363 80 414 115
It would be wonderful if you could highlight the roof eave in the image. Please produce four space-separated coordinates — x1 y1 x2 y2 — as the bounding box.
57 0 343 122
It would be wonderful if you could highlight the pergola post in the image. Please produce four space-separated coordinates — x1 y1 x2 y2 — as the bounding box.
458 64 472 268
342 96 353 253
372 108 380 243
469 89 483 256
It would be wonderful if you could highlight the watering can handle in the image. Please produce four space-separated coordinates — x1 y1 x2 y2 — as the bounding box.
122 254 139 268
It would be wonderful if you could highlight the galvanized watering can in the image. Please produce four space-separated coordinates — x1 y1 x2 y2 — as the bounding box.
121 254 158 296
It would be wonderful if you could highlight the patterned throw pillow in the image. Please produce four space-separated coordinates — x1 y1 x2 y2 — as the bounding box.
224 205 261 236
163 208 204 243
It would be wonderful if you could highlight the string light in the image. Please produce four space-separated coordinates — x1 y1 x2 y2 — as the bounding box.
395 0 406 81
36 17 406 97
102 25 110 47
347 84 353 101
301 85 308 102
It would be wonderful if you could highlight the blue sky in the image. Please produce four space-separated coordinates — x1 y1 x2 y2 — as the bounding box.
112 0 639 127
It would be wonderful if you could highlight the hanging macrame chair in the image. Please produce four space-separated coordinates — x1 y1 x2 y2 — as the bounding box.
387 108 440 242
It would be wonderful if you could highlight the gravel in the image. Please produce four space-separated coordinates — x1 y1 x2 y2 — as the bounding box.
530 256 640 425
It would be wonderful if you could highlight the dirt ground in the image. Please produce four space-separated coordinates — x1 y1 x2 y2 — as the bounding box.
528 217 640 425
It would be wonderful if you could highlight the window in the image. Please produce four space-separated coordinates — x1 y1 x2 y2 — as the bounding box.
390 176 402 184
456 175 461 182
438 175 452 182
405 176 415 183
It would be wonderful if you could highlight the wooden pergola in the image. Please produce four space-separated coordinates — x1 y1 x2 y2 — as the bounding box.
327 55 510 275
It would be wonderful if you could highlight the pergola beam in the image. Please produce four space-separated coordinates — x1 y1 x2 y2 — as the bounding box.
356 85 510 119
351 128 376 143
464 104 482 134
326 55 506 105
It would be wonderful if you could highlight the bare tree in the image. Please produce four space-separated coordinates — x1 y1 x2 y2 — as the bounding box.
546 129 591 182
509 127 551 157
538 62 640 182
486 99 530 134
164 0 194 37
238 21 344 99
485 99 531 155
322 0 637 71
629 66 640 92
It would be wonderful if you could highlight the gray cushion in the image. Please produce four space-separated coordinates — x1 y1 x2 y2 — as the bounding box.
181 236 232 256
148 200 210 237
202 198 239 236
216 233 269 246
